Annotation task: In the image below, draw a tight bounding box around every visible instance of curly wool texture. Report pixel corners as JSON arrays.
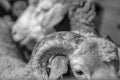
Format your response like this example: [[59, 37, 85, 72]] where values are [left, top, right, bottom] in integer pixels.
[[72, 37, 119, 70], [0, 19, 31, 79], [68, 0, 97, 34], [0, 18, 26, 61], [74, 37, 118, 62], [0, 56, 25, 79]]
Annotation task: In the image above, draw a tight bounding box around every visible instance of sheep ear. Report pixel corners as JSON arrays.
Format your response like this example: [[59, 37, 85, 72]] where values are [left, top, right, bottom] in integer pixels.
[[103, 35, 115, 43]]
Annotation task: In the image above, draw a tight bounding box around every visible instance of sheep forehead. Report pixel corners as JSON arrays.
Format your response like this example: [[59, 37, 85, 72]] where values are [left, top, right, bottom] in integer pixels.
[[75, 37, 116, 55], [89, 37, 118, 61], [71, 37, 118, 69]]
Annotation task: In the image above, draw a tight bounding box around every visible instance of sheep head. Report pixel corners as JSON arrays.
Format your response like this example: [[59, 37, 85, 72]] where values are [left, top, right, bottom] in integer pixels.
[[70, 37, 119, 80]]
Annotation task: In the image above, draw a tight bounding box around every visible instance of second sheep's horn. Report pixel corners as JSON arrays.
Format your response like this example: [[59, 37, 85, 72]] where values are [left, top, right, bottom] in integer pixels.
[[29, 31, 86, 80]]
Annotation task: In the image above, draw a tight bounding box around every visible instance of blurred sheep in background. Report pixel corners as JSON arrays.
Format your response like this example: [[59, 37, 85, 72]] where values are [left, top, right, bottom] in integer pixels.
[[12, 0, 70, 60], [12, 0, 28, 18]]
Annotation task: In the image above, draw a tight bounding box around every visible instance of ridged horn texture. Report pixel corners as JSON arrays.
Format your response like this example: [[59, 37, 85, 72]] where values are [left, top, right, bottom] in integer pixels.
[[70, 37, 119, 80], [29, 31, 85, 80]]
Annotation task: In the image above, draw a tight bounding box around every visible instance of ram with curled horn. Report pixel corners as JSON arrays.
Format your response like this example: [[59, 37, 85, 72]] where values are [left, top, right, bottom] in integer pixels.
[[28, 31, 86, 80]]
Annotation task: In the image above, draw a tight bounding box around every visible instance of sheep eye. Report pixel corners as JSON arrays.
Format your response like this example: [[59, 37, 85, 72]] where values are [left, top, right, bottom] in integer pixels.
[[75, 70, 84, 75], [46, 67, 51, 76]]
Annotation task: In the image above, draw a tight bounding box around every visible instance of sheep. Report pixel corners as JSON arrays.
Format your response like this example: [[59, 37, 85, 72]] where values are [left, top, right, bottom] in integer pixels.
[[70, 37, 119, 80]]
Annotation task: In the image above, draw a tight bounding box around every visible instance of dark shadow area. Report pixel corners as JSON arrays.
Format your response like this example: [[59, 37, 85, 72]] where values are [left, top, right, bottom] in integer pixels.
[[0, 5, 8, 17], [54, 13, 71, 32], [93, 3, 103, 36], [58, 63, 77, 80]]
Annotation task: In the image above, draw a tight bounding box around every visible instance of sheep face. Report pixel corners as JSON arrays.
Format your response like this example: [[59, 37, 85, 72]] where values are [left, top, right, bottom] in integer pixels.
[[70, 37, 119, 80]]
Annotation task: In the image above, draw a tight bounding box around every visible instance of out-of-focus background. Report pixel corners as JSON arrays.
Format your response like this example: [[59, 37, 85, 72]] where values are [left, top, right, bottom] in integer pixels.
[[0, 0, 120, 45], [93, 0, 120, 45]]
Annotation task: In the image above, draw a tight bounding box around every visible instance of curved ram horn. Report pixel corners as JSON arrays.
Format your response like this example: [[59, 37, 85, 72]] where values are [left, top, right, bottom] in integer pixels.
[[70, 37, 119, 80], [29, 31, 85, 80]]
